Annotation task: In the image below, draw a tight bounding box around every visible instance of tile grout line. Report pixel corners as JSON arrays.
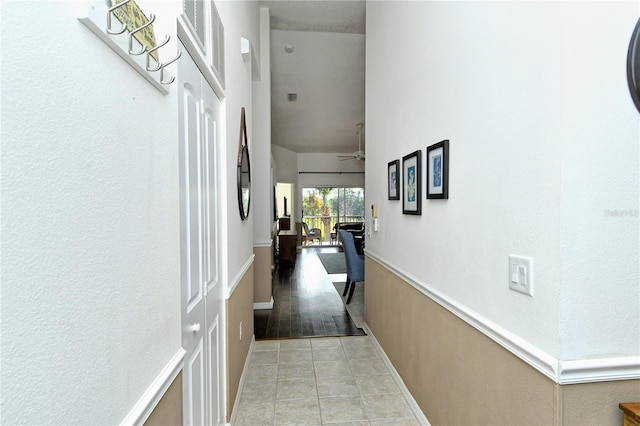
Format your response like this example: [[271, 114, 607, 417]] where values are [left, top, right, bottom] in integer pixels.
[[312, 340, 323, 425], [271, 345, 279, 426], [240, 337, 422, 426]]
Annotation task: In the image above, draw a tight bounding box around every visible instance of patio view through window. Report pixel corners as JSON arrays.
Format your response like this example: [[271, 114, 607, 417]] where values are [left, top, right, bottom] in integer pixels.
[[301, 187, 365, 245]]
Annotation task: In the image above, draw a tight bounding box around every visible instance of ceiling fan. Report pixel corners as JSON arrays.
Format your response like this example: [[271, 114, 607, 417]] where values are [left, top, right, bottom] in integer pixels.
[[337, 122, 365, 161]]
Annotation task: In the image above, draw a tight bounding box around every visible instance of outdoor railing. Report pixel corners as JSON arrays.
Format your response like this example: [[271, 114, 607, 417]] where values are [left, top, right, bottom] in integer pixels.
[[301, 215, 364, 242]]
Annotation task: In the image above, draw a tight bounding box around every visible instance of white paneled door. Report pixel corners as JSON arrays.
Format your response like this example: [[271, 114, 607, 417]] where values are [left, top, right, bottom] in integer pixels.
[[178, 42, 224, 425]]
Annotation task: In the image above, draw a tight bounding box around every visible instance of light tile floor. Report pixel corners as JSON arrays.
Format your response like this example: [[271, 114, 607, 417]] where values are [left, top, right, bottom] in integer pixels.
[[233, 336, 422, 425]]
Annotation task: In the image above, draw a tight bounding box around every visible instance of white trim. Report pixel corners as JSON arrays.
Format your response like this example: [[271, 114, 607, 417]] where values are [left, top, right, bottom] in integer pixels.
[[229, 336, 256, 426], [253, 297, 274, 310], [227, 254, 255, 299], [253, 240, 273, 248], [365, 250, 640, 385], [120, 347, 186, 426], [177, 16, 225, 100], [559, 356, 640, 384], [364, 325, 431, 426]]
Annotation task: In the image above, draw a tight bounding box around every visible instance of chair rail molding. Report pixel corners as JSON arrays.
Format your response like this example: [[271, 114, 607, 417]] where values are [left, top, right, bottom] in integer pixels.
[[119, 347, 186, 426], [365, 249, 640, 385], [559, 356, 640, 385], [253, 240, 273, 248], [227, 254, 255, 299]]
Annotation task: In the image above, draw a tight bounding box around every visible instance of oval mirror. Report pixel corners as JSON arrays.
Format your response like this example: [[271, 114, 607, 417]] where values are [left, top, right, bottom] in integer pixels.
[[237, 108, 251, 220], [628, 18, 640, 113]]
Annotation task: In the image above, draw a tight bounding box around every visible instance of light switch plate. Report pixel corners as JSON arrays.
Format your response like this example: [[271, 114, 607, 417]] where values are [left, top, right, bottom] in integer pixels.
[[509, 255, 533, 296]]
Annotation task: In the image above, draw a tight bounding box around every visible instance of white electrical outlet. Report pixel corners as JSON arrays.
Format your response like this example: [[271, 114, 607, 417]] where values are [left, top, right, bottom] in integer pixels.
[[509, 255, 533, 296]]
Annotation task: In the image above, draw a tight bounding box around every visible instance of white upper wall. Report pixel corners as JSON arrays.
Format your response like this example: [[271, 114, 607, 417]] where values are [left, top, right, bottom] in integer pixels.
[[216, 0, 262, 280], [365, 1, 639, 362], [252, 7, 274, 245], [272, 144, 299, 183], [1, 1, 182, 423], [1, 0, 267, 421], [556, 2, 639, 360]]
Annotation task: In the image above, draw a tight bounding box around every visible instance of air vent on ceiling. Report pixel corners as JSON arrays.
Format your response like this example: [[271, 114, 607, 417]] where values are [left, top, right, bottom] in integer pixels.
[[288, 92, 298, 102]]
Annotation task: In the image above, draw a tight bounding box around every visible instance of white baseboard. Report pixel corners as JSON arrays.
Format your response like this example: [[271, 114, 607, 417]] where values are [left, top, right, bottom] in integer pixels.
[[229, 336, 255, 426], [254, 297, 274, 310], [364, 324, 431, 426]]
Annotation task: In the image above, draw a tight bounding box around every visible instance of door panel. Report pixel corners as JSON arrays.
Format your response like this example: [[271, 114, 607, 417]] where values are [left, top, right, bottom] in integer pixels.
[[179, 42, 224, 425], [185, 341, 206, 425], [207, 316, 220, 423], [180, 73, 205, 349], [203, 99, 218, 287], [202, 75, 223, 425]]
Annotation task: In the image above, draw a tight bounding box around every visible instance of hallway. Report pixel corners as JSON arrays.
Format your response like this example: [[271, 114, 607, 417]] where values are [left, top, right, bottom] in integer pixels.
[[232, 336, 422, 425], [254, 246, 365, 339], [234, 246, 425, 424]]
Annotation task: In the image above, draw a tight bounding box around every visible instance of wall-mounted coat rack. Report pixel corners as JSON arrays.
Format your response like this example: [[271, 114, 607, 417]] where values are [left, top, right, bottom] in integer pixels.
[[78, 0, 181, 94]]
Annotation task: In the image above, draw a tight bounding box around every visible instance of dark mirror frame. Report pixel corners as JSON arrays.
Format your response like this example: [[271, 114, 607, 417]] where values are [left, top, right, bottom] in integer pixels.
[[628, 18, 640, 114], [237, 107, 251, 220]]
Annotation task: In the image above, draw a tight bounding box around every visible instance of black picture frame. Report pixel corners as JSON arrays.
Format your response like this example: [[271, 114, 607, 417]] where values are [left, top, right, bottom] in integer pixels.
[[426, 140, 449, 200], [402, 150, 422, 215], [388, 160, 400, 200]]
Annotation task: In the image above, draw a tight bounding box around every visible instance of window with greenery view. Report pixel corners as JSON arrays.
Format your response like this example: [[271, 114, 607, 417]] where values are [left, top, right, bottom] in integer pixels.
[[301, 187, 364, 244]]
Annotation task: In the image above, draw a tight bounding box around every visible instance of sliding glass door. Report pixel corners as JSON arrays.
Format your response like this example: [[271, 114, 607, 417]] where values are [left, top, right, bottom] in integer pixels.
[[301, 187, 364, 245]]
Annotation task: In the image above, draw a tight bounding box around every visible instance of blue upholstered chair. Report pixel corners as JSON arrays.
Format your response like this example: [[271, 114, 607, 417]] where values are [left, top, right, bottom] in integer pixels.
[[338, 230, 364, 304]]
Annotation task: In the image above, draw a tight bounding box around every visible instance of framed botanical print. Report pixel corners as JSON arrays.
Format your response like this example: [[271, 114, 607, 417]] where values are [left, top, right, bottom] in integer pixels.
[[426, 140, 449, 199], [402, 150, 421, 215], [388, 160, 400, 200]]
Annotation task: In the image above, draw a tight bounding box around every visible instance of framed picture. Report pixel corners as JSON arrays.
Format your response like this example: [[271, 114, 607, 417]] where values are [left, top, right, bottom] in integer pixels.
[[388, 160, 400, 200], [426, 140, 449, 199], [402, 150, 422, 215]]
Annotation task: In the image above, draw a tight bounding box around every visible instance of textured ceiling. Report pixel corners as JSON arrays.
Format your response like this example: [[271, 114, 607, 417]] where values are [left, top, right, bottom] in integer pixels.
[[261, 1, 366, 34], [260, 1, 367, 155]]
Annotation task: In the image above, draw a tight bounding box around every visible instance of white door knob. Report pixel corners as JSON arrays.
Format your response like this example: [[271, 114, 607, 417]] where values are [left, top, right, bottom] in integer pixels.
[[188, 323, 201, 333]]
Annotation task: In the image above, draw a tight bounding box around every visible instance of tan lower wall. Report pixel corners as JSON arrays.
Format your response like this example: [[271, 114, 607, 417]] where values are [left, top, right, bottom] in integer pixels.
[[364, 257, 639, 425], [226, 264, 254, 422], [144, 372, 183, 426], [561, 380, 640, 425], [253, 246, 273, 304]]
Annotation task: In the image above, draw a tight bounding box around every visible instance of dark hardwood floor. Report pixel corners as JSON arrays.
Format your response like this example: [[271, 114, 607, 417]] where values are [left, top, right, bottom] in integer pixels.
[[254, 246, 365, 339]]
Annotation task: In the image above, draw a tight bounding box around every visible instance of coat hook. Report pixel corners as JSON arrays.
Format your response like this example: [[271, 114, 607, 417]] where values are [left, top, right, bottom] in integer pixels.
[[146, 35, 171, 72], [128, 14, 155, 55], [106, 0, 133, 35], [160, 51, 182, 85]]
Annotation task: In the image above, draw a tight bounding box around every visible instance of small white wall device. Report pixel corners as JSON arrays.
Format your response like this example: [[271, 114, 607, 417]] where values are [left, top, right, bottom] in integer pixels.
[[371, 203, 379, 232]]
